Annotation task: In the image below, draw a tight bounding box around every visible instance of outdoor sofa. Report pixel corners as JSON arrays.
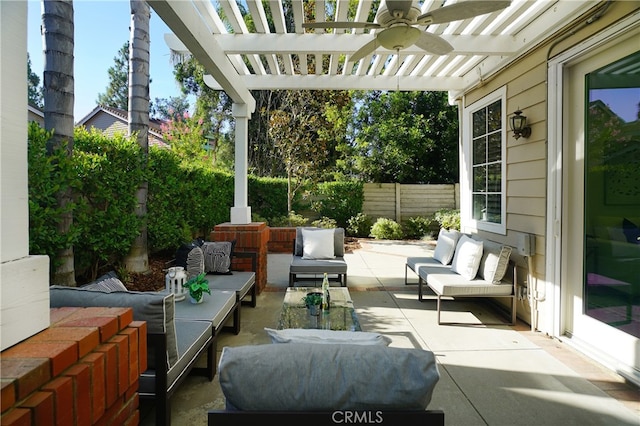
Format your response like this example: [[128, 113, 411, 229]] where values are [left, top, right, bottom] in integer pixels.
[[407, 228, 518, 325], [49, 249, 257, 426], [208, 329, 444, 425]]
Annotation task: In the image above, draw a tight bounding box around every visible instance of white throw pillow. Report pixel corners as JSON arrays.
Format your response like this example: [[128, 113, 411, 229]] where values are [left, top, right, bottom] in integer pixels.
[[301, 228, 335, 259], [480, 244, 512, 283], [451, 235, 484, 280], [433, 228, 461, 265]]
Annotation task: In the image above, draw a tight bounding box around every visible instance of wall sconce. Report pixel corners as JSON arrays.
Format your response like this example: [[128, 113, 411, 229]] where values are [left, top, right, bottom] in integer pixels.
[[510, 109, 531, 140]]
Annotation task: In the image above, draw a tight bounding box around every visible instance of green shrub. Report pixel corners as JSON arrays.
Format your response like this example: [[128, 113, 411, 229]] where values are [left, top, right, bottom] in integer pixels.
[[347, 213, 373, 237], [311, 217, 337, 228], [269, 211, 308, 227], [434, 209, 461, 231], [28, 123, 82, 273], [311, 180, 363, 229], [370, 217, 404, 240], [403, 216, 436, 239], [73, 127, 145, 278]]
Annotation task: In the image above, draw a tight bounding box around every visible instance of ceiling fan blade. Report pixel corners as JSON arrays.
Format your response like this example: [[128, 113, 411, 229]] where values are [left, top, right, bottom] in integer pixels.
[[351, 39, 378, 62], [302, 21, 380, 30], [417, 0, 511, 25], [414, 32, 454, 55]]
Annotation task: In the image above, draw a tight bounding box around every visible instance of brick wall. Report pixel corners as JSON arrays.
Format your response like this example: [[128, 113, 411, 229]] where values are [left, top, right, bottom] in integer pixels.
[[211, 222, 269, 294], [268, 227, 296, 253], [1, 307, 145, 426]]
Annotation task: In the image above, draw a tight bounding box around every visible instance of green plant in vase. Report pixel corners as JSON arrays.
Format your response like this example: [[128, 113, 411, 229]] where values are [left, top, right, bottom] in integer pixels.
[[302, 292, 323, 315], [185, 273, 210, 303]]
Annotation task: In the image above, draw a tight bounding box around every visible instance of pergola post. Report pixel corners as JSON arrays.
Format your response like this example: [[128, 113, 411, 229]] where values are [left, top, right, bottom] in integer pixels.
[[230, 102, 253, 224]]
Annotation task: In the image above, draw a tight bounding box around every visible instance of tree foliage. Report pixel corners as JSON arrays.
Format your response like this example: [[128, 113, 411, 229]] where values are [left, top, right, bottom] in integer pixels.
[[348, 91, 459, 183], [97, 42, 129, 110], [27, 53, 43, 108]]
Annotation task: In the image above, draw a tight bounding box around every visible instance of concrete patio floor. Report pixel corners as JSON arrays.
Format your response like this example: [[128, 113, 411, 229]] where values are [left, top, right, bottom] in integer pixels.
[[141, 239, 639, 425]]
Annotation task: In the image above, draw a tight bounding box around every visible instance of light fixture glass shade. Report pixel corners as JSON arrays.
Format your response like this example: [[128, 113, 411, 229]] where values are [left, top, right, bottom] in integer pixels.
[[377, 26, 421, 50], [510, 109, 531, 139]]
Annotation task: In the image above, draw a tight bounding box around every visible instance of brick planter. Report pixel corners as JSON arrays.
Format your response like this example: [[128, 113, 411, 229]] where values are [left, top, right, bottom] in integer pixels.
[[1, 307, 144, 426]]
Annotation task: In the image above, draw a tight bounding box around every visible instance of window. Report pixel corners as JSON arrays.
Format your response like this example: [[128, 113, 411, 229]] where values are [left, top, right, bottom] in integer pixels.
[[462, 87, 506, 234]]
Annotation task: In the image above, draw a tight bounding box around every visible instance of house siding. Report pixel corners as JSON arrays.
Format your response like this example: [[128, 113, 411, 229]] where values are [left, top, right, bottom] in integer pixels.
[[460, 1, 639, 325]]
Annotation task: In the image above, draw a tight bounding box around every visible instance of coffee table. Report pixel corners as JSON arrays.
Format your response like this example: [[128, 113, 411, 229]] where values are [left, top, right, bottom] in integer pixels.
[[277, 287, 361, 331]]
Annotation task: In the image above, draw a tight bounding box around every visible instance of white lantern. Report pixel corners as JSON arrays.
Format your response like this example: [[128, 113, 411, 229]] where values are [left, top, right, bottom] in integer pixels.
[[165, 266, 187, 302]]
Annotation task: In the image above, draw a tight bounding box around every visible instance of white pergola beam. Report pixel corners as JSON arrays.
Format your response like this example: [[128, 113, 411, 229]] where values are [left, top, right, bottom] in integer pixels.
[[203, 74, 467, 91], [149, 0, 255, 109]]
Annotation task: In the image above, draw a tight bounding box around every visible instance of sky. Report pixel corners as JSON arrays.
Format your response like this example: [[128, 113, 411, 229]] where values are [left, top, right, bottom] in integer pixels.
[[27, 0, 184, 120]]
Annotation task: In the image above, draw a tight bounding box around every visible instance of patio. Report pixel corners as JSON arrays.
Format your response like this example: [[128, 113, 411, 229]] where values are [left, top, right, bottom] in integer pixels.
[[140, 239, 639, 426]]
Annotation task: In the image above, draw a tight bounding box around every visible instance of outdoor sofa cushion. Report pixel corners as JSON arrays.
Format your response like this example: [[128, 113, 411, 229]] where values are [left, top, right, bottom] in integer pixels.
[[49, 285, 179, 368], [432, 228, 461, 265], [301, 228, 336, 259], [295, 227, 345, 257], [264, 328, 392, 346], [218, 343, 439, 411], [450, 235, 484, 280], [424, 267, 514, 297]]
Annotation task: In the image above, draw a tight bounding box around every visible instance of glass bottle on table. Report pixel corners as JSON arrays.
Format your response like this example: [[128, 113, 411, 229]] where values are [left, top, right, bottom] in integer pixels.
[[321, 273, 330, 310]]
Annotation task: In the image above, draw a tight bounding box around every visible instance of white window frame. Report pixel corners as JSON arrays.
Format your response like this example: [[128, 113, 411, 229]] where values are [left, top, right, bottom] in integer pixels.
[[461, 86, 507, 235]]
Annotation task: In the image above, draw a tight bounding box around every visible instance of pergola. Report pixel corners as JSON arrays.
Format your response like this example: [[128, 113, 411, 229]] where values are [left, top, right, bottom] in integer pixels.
[[148, 0, 597, 223]]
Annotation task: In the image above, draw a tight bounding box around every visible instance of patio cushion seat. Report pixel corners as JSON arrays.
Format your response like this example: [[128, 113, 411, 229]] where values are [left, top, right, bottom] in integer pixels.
[[173, 289, 237, 330], [289, 257, 348, 274], [424, 267, 514, 297], [405, 256, 449, 285], [205, 271, 255, 301], [139, 319, 212, 395]]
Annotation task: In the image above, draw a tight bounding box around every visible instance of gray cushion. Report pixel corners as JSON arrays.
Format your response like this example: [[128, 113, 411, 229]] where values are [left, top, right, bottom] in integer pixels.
[[264, 328, 392, 346], [218, 343, 439, 411], [290, 256, 347, 274], [173, 289, 236, 330], [205, 271, 255, 299], [49, 286, 178, 368], [139, 319, 212, 395], [295, 227, 345, 257]]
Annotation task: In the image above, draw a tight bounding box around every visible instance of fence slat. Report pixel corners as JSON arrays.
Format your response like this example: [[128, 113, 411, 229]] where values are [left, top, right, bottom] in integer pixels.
[[363, 183, 459, 221]]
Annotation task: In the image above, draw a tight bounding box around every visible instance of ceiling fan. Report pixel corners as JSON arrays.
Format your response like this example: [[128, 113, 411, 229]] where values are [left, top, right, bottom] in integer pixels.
[[302, 0, 511, 62]]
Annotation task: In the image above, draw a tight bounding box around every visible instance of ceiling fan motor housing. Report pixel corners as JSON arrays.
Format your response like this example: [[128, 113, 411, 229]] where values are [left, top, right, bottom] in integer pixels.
[[376, 2, 422, 26]]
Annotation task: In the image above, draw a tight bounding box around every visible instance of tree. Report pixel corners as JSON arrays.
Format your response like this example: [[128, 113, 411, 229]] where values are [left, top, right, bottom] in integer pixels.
[[349, 91, 459, 184], [27, 53, 43, 108], [123, 0, 150, 273], [96, 42, 129, 110], [268, 90, 350, 213], [42, 0, 75, 285], [151, 95, 190, 121]]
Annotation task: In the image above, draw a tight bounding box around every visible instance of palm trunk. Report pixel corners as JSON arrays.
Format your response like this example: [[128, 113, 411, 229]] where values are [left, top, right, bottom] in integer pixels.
[[124, 0, 150, 273], [42, 0, 75, 286]]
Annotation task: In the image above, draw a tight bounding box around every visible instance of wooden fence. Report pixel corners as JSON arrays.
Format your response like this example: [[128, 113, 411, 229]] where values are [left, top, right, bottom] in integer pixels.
[[362, 183, 459, 223]]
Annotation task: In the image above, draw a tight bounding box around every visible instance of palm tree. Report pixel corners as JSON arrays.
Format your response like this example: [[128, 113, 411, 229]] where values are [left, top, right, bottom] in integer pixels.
[[42, 0, 75, 285], [123, 0, 150, 273]]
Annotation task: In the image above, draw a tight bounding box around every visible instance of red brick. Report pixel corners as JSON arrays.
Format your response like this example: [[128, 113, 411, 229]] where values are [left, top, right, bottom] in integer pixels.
[[19, 391, 53, 425], [41, 376, 73, 426], [0, 407, 31, 426], [50, 307, 83, 325], [124, 410, 140, 426], [2, 341, 77, 377], [0, 358, 51, 399], [56, 316, 119, 343], [94, 343, 118, 407], [1, 380, 16, 414], [129, 321, 147, 373], [120, 327, 139, 385], [30, 326, 100, 358], [80, 352, 105, 422], [110, 335, 130, 395], [64, 364, 92, 426], [112, 393, 139, 426]]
